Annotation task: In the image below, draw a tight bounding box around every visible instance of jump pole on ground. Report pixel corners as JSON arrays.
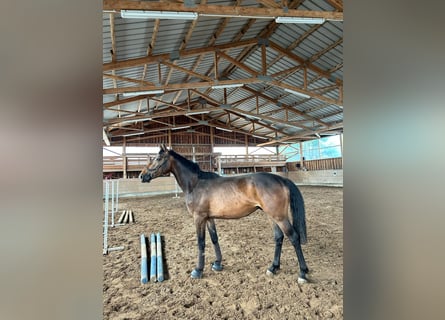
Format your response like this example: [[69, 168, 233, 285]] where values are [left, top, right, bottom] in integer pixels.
[[118, 210, 126, 224], [140, 234, 148, 284], [150, 233, 157, 282], [156, 232, 164, 282]]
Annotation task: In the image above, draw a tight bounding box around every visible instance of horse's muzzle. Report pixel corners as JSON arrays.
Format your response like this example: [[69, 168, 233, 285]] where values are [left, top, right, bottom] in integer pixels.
[[140, 173, 152, 183]]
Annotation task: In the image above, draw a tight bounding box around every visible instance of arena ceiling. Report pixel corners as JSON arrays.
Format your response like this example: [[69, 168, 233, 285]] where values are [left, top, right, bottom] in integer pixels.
[[103, 0, 343, 147]]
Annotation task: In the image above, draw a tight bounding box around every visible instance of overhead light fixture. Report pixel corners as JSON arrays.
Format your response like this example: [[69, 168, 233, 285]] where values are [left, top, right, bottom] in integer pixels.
[[216, 127, 233, 132], [103, 128, 110, 146], [284, 88, 311, 99], [171, 125, 191, 131], [252, 134, 266, 139], [200, 13, 272, 19], [242, 114, 261, 120], [119, 116, 152, 125], [120, 10, 198, 20], [275, 17, 325, 24], [186, 110, 210, 115], [122, 90, 164, 97], [122, 131, 145, 137], [211, 83, 244, 89]]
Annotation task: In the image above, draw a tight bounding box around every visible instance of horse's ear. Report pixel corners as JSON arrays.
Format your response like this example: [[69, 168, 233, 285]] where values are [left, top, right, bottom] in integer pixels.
[[160, 144, 168, 152]]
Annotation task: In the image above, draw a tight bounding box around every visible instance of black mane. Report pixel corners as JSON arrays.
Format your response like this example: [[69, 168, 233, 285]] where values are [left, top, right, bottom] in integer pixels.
[[169, 150, 219, 180]]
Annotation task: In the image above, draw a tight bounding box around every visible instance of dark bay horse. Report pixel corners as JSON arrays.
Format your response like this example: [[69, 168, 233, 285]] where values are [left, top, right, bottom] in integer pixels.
[[139, 144, 309, 284]]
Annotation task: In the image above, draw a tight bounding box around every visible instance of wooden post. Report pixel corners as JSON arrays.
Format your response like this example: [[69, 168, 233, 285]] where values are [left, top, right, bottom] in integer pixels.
[[210, 126, 214, 152], [168, 129, 172, 148], [299, 142, 304, 169], [123, 138, 127, 178], [340, 133, 343, 169]]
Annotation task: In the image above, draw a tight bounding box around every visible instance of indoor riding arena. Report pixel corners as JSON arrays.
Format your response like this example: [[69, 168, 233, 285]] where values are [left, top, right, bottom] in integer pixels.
[[103, 1, 343, 319]]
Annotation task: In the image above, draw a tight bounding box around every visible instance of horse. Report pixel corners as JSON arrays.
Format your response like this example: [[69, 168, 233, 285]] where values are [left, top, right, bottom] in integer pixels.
[[139, 144, 309, 284]]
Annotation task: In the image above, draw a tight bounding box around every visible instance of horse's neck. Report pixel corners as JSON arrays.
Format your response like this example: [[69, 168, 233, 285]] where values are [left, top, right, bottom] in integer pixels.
[[170, 160, 199, 194]]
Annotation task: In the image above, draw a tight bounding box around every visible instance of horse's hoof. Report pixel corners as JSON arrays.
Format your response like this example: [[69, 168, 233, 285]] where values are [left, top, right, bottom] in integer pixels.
[[211, 262, 223, 272], [190, 269, 203, 279], [297, 276, 308, 284], [266, 265, 279, 276]]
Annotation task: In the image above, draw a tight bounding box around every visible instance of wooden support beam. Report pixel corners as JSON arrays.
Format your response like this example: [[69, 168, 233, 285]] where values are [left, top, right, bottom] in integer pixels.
[[257, 122, 343, 146], [103, 77, 262, 94], [217, 51, 260, 76], [268, 40, 342, 85], [270, 80, 342, 106], [104, 95, 148, 108], [103, 1, 343, 20], [103, 38, 258, 71], [261, 44, 267, 76], [161, 60, 213, 81], [242, 86, 329, 127], [103, 73, 155, 86]]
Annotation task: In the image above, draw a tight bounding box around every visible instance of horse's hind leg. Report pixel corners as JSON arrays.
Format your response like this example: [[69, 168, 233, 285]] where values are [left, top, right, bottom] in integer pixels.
[[267, 223, 284, 276], [207, 219, 223, 271], [277, 219, 309, 283]]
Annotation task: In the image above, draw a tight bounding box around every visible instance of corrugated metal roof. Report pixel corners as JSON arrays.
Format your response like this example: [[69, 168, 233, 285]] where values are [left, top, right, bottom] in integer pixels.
[[103, 1, 343, 145]]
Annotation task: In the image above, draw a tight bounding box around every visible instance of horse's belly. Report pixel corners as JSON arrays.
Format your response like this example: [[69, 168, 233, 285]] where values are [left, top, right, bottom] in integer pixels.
[[193, 179, 261, 218], [208, 199, 259, 219]]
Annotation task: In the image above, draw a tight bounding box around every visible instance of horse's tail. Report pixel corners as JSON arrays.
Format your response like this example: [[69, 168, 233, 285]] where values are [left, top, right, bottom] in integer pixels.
[[287, 180, 307, 244]]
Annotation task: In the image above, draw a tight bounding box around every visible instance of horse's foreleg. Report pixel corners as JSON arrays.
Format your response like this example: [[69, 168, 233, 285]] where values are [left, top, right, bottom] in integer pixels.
[[207, 219, 223, 272], [277, 219, 309, 284], [267, 223, 284, 276], [191, 217, 206, 279]]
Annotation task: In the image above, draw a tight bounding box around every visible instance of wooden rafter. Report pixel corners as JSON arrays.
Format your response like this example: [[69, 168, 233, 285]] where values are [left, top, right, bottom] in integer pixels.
[[103, 77, 262, 95], [103, 0, 343, 146], [161, 60, 213, 81], [103, 1, 343, 20], [257, 122, 343, 146], [103, 38, 258, 71], [103, 73, 155, 86], [325, 0, 343, 11], [241, 86, 328, 127]]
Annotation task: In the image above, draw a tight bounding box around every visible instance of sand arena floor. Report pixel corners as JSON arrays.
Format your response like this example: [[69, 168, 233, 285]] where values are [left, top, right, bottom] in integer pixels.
[[103, 186, 343, 319]]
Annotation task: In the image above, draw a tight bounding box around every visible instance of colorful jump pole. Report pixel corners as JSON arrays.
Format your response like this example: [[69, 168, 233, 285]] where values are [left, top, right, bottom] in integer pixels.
[[140, 234, 148, 284], [150, 233, 157, 282], [118, 210, 126, 224], [156, 232, 164, 282]]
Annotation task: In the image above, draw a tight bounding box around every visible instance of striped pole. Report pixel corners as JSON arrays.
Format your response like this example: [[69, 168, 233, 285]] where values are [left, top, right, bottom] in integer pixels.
[[123, 210, 129, 224], [140, 234, 148, 284], [150, 233, 157, 282], [156, 232, 164, 282], [118, 210, 126, 224], [129, 210, 134, 223]]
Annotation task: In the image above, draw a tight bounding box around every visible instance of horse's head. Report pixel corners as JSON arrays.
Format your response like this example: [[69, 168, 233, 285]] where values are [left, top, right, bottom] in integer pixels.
[[139, 144, 171, 183]]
